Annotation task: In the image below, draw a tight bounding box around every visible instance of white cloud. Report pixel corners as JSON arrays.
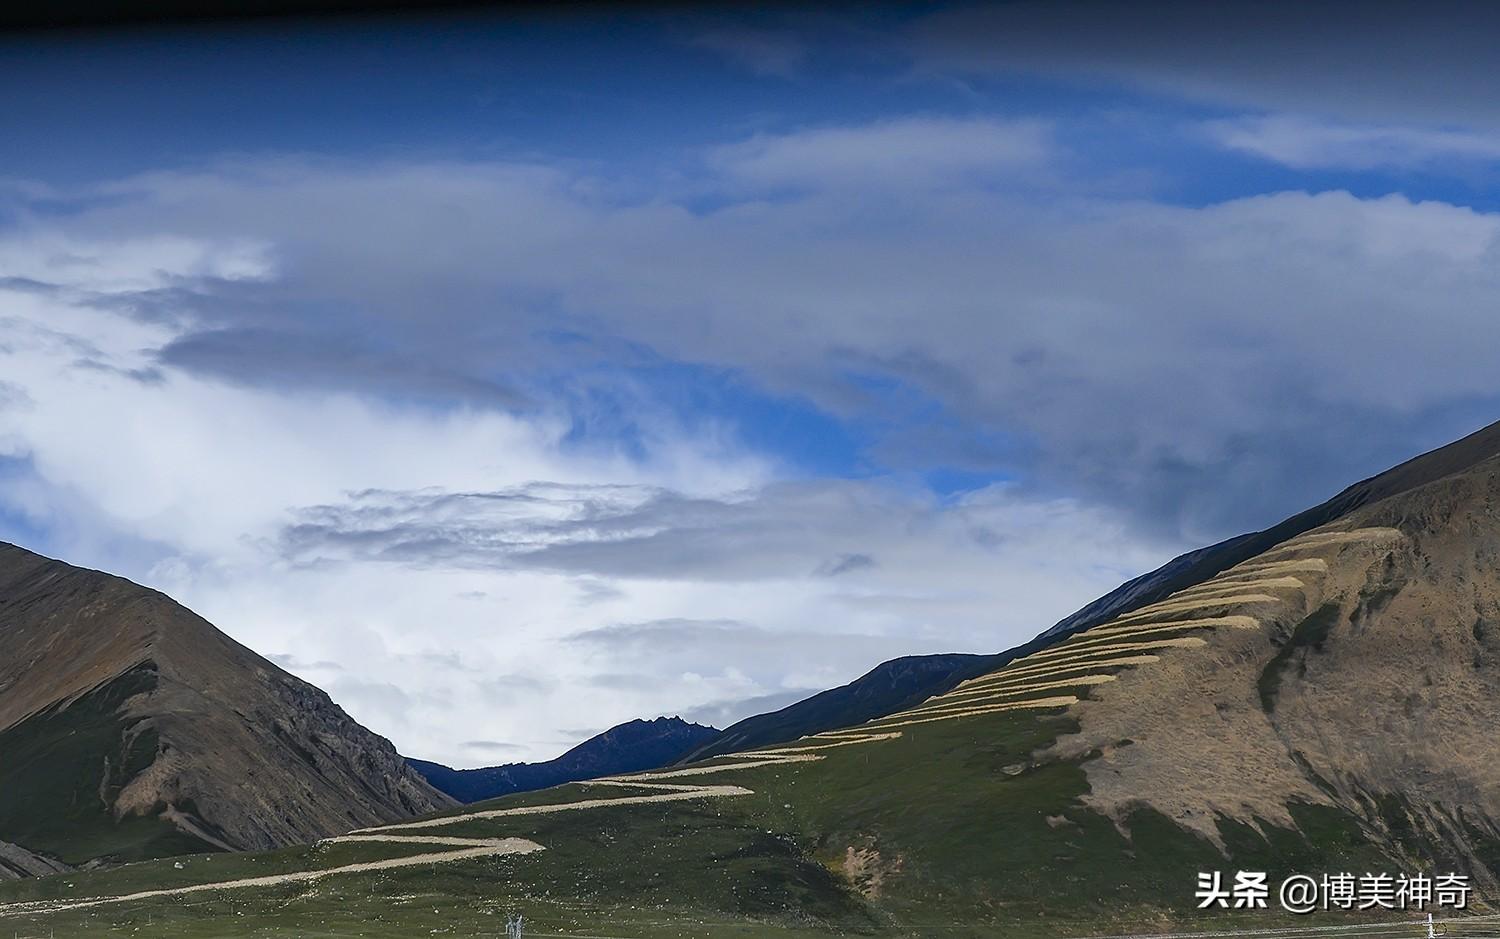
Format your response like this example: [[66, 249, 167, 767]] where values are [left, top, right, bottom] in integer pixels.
[[1206, 114, 1500, 171], [37, 151, 1498, 508], [0, 232, 272, 294], [0, 250, 1172, 765], [8, 118, 1500, 764], [161, 476, 1166, 765], [710, 117, 1053, 189]]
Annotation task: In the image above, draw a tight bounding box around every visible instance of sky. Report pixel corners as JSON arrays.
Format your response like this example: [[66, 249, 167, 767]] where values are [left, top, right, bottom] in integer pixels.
[[4, 1, 1500, 766]]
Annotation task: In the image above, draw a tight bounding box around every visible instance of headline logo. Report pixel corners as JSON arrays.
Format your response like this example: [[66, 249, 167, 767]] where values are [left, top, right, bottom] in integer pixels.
[[1195, 872, 1471, 914]]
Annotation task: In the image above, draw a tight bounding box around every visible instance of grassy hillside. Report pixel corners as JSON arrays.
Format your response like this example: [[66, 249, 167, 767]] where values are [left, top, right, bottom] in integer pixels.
[[0, 669, 1414, 937], [0, 664, 215, 866]]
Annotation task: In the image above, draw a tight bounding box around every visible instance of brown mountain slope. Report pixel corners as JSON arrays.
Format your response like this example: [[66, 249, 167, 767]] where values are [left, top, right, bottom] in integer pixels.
[[0, 542, 452, 873], [1039, 417, 1500, 644], [1002, 449, 1500, 877]]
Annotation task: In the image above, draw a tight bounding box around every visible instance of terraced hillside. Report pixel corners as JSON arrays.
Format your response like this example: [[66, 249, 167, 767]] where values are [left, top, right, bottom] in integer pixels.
[[9, 437, 1500, 936], [690, 419, 1500, 760]]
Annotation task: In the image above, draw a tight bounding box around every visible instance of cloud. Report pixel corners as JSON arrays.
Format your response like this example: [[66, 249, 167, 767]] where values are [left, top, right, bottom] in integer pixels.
[[15, 146, 1497, 542], [274, 479, 1161, 597], [8, 112, 1500, 762], [156, 327, 530, 409], [477, 674, 553, 706], [568, 618, 752, 645], [1204, 114, 1500, 171], [911, 1, 1500, 131], [680, 689, 817, 729], [266, 653, 344, 672], [709, 117, 1053, 190], [0, 382, 33, 412], [816, 552, 875, 577], [0, 257, 1171, 763], [564, 617, 917, 715], [461, 740, 528, 756], [0, 231, 271, 295]]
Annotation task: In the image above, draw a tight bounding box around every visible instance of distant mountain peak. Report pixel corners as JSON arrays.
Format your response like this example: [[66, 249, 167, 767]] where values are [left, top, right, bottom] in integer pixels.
[[412, 714, 722, 803]]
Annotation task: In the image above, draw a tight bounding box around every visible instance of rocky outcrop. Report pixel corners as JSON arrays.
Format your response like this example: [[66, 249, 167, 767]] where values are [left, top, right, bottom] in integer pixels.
[[0, 840, 69, 880]]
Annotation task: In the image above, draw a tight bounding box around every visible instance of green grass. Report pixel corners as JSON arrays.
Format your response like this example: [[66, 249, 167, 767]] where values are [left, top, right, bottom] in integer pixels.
[[0, 663, 216, 865], [0, 673, 1476, 938]]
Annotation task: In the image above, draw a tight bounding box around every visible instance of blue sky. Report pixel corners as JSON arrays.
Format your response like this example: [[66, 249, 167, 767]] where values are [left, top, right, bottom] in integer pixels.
[[5, 2, 1500, 763]]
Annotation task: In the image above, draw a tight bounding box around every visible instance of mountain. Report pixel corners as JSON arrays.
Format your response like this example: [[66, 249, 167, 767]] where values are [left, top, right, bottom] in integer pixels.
[[410, 716, 720, 803], [12, 422, 1500, 935], [0, 542, 452, 875], [1035, 417, 1500, 644], [691, 419, 1500, 758], [684, 652, 1001, 761]]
